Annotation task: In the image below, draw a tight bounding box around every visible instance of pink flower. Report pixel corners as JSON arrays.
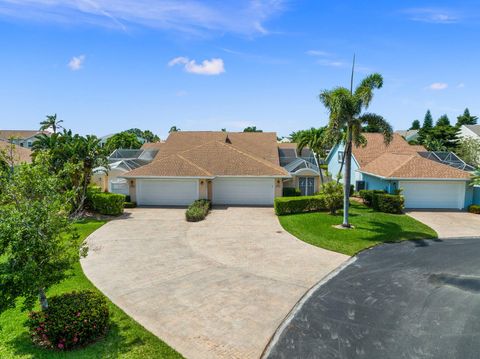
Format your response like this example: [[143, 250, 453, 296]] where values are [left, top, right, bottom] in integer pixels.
[[76, 312, 81, 317], [57, 343, 64, 349]]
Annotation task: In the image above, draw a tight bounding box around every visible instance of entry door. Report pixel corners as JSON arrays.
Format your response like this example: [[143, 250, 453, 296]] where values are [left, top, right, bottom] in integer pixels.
[[299, 177, 315, 196]]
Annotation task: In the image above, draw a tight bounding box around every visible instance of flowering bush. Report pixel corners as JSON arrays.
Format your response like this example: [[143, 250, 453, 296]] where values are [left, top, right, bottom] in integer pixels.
[[27, 290, 109, 351]]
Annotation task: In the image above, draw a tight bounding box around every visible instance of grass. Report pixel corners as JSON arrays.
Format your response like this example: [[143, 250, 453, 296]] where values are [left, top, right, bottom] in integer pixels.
[[0, 219, 183, 359], [278, 202, 438, 256]]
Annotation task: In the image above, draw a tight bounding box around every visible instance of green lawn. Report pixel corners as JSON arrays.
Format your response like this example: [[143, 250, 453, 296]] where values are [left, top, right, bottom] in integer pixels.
[[279, 202, 438, 256], [0, 219, 183, 359]]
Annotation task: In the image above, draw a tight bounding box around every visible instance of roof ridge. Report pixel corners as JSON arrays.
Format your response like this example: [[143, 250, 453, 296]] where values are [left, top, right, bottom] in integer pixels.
[[391, 153, 471, 178], [176, 153, 213, 177]]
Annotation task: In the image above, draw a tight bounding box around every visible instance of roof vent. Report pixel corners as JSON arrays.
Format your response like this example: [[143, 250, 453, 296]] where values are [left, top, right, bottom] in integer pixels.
[[225, 135, 232, 144]]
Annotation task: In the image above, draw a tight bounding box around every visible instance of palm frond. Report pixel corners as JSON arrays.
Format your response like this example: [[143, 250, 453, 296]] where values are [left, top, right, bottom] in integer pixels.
[[358, 113, 393, 144], [354, 73, 383, 109]]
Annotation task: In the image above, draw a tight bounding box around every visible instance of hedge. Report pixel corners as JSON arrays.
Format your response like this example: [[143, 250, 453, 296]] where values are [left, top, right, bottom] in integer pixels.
[[186, 199, 211, 222], [27, 290, 109, 351], [124, 201, 137, 208], [283, 187, 301, 197], [91, 193, 125, 216], [359, 189, 404, 214], [274, 195, 328, 215], [359, 189, 386, 206], [85, 185, 102, 210], [469, 205, 480, 214]]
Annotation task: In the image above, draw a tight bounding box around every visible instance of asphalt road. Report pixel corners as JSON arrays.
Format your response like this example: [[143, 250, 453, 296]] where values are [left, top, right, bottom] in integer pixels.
[[264, 238, 480, 359]]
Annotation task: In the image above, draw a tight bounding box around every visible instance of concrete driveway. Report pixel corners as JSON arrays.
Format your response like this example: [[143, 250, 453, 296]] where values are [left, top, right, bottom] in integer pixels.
[[406, 210, 480, 238], [81, 207, 347, 359], [265, 237, 480, 359]]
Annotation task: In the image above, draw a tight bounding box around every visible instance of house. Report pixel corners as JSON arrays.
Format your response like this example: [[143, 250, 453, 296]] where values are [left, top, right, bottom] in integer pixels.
[[459, 124, 480, 140], [0, 139, 32, 165], [395, 129, 419, 142], [326, 133, 478, 209], [92, 143, 162, 194], [0, 130, 48, 148], [120, 131, 303, 206]]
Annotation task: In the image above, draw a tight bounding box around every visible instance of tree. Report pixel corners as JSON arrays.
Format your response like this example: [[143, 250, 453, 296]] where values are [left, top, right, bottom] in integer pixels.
[[289, 129, 308, 142], [456, 108, 478, 127], [472, 169, 480, 186], [320, 71, 392, 228], [363, 123, 382, 133], [125, 128, 160, 143], [296, 127, 327, 184], [39, 114, 63, 134], [410, 120, 421, 130], [243, 126, 263, 132], [423, 135, 447, 151], [457, 137, 480, 167], [422, 110, 433, 130], [0, 154, 77, 313], [169, 126, 180, 133], [436, 114, 451, 127], [104, 132, 142, 154]]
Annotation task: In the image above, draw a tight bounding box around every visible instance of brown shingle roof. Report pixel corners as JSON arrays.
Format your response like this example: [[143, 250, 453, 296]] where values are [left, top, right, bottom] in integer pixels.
[[124, 131, 288, 178], [0, 140, 32, 165], [141, 142, 165, 150], [0, 130, 47, 140]]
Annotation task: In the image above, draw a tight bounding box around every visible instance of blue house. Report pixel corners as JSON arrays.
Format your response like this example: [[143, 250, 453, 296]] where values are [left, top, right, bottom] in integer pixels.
[[326, 133, 478, 210]]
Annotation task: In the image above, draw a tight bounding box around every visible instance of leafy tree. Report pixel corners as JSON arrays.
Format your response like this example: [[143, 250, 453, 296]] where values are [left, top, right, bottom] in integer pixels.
[[422, 110, 433, 130], [169, 126, 180, 133], [456, 108, 478, 127], [104, 132, 142, 154], [472, 169, 480, 186], [320, 72, 392, 227], [243, 126, 263, 132], [221, 128, 227, 132], [410, 120, 421, 130], [456, 137, 480, 167], [436, 114, 451, 127], [39, 114, 63, 134], [0, 154, 77, 313], [125, 128, 160, 143], [297, 128, 327, 184], [423, 135, 447, 151]]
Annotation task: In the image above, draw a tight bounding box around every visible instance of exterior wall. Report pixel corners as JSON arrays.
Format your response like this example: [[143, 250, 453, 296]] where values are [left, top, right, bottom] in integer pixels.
[[283, 178, 295, 188], [198, 179, 209, 200], [9, 136, 38, 148], [275, 178, 283, 197], [326, 143, 358, 185], [362, 173, 398, 193], [283, 174, 321, 194], [459, 125, 480, 140], [128, 179, 137, 202], [473, 186, 480, 205]]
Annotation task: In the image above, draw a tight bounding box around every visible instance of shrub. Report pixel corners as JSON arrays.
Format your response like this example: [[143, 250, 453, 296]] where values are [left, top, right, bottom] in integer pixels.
[[350, 184, 355, 197], [85, 185, 102, 210], [91, 193, 125, 216], [283, 187, 301, 197], [376, 193, 404, 214], [124, 201, 136, 208], [321, 182, 343, 214], [274, 195, 328, 215], [359, 189, 386, 206], [469, 205, 480, 214], [27, 290, 109, 351], [186, 199, 211, 222]]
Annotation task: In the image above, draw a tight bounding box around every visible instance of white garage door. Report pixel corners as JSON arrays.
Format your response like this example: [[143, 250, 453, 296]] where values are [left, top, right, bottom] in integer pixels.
[[213, 178, 275, 205], [399, 181, 465, 209], [136, 179, 198, 206]]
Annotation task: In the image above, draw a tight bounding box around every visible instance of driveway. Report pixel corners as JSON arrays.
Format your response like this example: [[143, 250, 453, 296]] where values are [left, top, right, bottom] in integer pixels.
[[264, 237, 480, 359], [406, 210, 480, 238], [81, 207, 347, 359]]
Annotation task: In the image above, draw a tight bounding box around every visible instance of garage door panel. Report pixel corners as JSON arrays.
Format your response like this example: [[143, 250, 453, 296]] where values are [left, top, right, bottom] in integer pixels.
[[213, 178, 274, 205], [400, 181, 465, 209], [137, 179, 198, 206]]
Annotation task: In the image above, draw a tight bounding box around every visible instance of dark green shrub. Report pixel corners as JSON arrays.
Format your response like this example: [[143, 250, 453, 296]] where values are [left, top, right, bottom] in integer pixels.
[[359, 189, 386, 206], [85, 185, 102, 210], [274, 195, 328, 215], [350, 184, 355, 197], [283, 187, 301, 197], [125, 195, 131, 202], [469, 205, 480, 214], [124, 201, 136, 208], [376, 194, 404, 214], [186, 199, 211, 222], [91, 193, 125, 216], [27, 290, 109, 351], [322, 182, 343, 214]]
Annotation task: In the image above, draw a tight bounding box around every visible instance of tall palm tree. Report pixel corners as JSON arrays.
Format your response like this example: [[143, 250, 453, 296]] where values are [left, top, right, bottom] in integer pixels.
[[320, 71, 393, 228], [296, 127, 327, 185], [39, 114, 63, 134]]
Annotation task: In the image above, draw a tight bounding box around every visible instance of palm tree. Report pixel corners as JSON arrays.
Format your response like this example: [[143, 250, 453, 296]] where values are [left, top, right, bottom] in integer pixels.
[[320, 70, 392, 228], [296, 127, 327, 185], [39, 114, 63, 134]]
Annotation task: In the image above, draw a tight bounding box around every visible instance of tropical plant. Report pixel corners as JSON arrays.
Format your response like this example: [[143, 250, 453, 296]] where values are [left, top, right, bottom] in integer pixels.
[[243, 126, 263, 132], [456, 108, 478, 127], [169, 126, 180, 133], [296, 127, 327, 184], [39, 114, 63, 134], [0, 154, 78, 313], [319, 68, 392, 227], [456, 138, 480, 167]]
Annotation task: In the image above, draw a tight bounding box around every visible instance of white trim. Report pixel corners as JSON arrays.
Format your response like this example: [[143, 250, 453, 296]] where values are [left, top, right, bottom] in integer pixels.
[[122, 175, 214, 179], [291, 168, 319, 176], [212, 175, 290, 178]]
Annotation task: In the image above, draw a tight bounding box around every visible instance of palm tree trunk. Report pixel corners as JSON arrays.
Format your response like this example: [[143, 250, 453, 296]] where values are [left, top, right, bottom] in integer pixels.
[[39, 287, 48, 311], [336, 142, 349, 185], [342, 127, 353, 228], [316, 154, 325, 185]]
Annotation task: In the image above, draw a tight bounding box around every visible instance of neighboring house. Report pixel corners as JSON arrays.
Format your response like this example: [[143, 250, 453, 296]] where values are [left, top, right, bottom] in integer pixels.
[[121, 131, 291, 206], [92, 145, 161, 195], [327, 133, 478, 209], [0, 139, 32, 165], [459, 124, 480, 140], [0, 130, 48, 148], [278, 143, 322, 195], [395, 129, 419, 142]]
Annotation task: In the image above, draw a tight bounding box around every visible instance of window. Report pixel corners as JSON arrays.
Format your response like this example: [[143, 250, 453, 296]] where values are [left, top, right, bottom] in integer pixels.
[[337, 151, 344, 163], [27, 141, 32, 148]]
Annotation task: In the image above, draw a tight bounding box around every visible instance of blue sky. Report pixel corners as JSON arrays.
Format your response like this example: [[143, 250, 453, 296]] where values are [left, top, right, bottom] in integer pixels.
[[0, 0, 478, 139]]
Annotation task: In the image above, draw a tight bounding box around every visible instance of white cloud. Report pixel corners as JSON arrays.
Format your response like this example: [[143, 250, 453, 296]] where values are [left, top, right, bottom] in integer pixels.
[[404, 8, 459, 24], [305, 50, 330, 56], [168, 57, 225, 75], [68, 55, 85, 71], [0, 0, 285, 36], [427, 82, 448, 90]]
